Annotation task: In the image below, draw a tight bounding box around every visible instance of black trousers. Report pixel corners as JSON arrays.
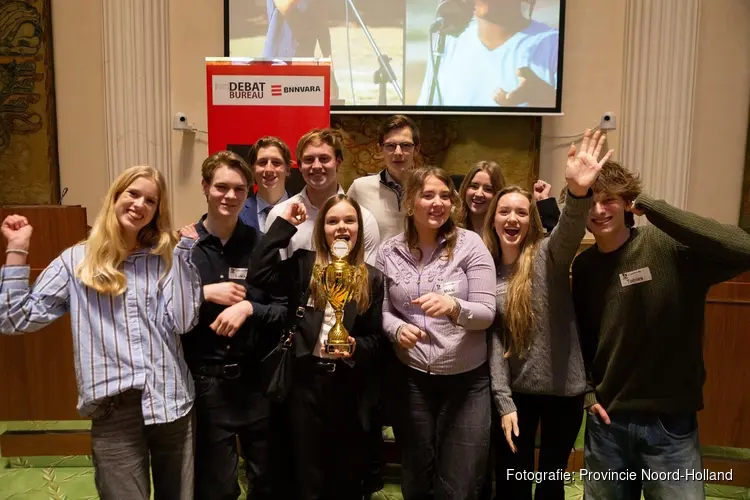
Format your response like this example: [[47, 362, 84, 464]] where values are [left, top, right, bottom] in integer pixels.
[[272, 356, 369, 500], [493, 392, 584, 500], [192, 368, 272, 500], [364, 402, 386, 494], [398, 363, 491, 500]]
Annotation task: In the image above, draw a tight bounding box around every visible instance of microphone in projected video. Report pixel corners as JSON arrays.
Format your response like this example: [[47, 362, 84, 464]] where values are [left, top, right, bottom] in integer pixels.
[[429, 0, 474, 36]]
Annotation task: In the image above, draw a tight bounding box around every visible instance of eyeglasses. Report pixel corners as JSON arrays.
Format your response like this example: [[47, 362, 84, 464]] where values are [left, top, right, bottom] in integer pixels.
[[382, 142, 415, 154]]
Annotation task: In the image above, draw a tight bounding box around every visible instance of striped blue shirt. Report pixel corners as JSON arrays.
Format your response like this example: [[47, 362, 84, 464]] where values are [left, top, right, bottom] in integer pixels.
[[0, 238, 203, 425]]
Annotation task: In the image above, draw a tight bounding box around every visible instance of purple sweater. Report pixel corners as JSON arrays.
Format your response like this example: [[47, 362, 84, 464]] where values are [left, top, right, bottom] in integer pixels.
[[376, 228, 497, 375]]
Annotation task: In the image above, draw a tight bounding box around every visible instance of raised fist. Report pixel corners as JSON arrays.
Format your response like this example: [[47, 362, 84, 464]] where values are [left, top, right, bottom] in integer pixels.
[[1, 215, 33, 250]]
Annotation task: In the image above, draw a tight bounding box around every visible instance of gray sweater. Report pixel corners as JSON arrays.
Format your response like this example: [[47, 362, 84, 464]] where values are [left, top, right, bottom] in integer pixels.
[[489, 193, 591, 415]]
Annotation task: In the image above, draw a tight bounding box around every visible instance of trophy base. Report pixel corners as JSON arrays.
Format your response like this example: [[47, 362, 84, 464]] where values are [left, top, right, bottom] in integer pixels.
[[324, 342, 352, 354]]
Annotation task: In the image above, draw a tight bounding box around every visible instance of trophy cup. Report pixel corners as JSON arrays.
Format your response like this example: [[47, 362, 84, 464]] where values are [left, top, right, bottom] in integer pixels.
[[320, 239, 360, 354]]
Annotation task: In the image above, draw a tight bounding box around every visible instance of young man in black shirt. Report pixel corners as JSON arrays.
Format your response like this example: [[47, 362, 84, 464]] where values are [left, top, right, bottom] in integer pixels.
[[182, 151, 286, 500]]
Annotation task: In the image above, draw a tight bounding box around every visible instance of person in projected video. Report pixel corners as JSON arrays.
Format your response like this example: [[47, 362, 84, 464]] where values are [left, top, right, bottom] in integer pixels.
[[417, 0, 558, 108], [262, 0, 319, 58], [262, 0, 340, 97]]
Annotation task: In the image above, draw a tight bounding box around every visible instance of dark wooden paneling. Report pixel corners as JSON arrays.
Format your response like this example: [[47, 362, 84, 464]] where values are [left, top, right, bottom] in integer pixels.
[[706, 271, 750, 302], [0, 431, 91, 457], [703, 457, 750, 487], [0, 206, 87, 420], [700, 273, 750, 449]]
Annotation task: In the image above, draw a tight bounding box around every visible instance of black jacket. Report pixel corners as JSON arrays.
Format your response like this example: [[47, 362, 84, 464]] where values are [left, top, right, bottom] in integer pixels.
[[248, 217, 386, 429]]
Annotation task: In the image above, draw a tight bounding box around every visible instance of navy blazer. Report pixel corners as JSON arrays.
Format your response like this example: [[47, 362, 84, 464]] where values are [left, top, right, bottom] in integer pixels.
[[238, 194, 261, 232], [239, 188, 300, 233], [239, 191, 283, 233]]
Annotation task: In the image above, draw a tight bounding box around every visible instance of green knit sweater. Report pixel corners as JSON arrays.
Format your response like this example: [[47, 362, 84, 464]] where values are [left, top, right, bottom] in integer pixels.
[[572, 195, 750, 414]]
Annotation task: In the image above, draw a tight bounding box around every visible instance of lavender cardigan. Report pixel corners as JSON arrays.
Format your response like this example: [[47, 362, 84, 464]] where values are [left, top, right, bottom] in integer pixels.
[[376, 228, 497, 375]]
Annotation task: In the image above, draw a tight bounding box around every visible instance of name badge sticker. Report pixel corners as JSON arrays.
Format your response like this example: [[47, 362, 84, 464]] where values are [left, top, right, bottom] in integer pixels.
[[619, 267, 652, 287], [228, 267, 248, 280], [439, 281, 459, 296], [496, 282, 508, 295]]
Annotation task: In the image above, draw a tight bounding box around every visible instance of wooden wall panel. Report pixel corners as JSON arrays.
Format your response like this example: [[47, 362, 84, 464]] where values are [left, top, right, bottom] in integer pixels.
[[0, 206, 87, 420], [700, 273, 750, 449], [0, 431, 91, 457]]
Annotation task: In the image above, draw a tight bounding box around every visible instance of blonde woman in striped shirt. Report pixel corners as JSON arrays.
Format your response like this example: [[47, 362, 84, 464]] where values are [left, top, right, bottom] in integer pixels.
[[0, 165, 202, 500]]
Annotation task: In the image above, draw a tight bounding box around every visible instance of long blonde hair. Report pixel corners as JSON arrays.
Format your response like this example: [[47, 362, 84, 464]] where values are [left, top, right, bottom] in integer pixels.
[[456, 161, 506, 231], [482, 186, 544, 356], [403, 166, 460, 261], [309, 194, 371, 314], [76, 166, 175, 295]]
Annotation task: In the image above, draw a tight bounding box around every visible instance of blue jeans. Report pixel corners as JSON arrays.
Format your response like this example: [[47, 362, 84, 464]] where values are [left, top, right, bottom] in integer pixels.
[[584, 411, 704, 500]]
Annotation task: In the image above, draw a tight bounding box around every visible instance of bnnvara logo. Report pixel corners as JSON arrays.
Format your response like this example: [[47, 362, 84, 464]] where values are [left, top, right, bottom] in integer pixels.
[[212, 75, 325, 107], [282, 85, 322, 93]]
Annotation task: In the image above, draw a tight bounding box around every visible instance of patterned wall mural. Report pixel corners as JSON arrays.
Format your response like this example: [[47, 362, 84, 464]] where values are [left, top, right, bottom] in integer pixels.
[[0, 0, 58, 205], [331, 114, 541, 190]]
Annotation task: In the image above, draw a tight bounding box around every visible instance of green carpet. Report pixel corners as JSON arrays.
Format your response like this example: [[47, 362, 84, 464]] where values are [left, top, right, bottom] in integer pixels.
[[2, 462, 749, 499], [1, 421, 749, 499]]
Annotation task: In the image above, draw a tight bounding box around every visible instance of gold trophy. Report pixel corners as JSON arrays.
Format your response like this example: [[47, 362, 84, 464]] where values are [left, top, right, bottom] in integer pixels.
[[320, 239, 361, 354]]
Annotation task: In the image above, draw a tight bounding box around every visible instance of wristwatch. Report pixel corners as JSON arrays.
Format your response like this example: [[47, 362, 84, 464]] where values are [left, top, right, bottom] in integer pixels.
[[448, 297, 462, 323]]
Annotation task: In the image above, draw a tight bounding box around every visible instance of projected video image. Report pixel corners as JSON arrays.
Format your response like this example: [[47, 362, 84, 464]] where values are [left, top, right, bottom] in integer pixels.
[[226, 0, 563, 111], [227, 0, 405, 107]]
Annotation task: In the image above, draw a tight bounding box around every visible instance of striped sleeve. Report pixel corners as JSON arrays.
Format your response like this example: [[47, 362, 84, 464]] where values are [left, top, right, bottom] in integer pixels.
[[160, 237, 202, 334], [0, 258, 71, 334]]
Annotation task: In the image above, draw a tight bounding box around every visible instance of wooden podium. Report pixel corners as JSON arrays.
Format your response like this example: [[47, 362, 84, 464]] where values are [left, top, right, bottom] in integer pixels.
[[0, 206, 89, 455]]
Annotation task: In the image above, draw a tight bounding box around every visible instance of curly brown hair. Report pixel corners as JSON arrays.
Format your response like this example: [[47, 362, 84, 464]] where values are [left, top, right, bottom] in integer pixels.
[[591, 160, 642, 203]]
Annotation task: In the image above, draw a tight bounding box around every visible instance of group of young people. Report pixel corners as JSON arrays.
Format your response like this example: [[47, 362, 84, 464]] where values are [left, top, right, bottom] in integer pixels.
[[1, 114, 749, 500]]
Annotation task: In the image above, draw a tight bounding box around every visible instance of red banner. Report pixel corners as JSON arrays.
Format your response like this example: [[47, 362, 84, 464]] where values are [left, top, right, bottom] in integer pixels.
[[206, 58, 331, 192]]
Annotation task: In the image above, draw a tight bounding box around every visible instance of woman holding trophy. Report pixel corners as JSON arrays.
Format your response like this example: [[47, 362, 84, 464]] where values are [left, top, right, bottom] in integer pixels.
[[376, 166, 497, 500], [248, 194, 385, 500]]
